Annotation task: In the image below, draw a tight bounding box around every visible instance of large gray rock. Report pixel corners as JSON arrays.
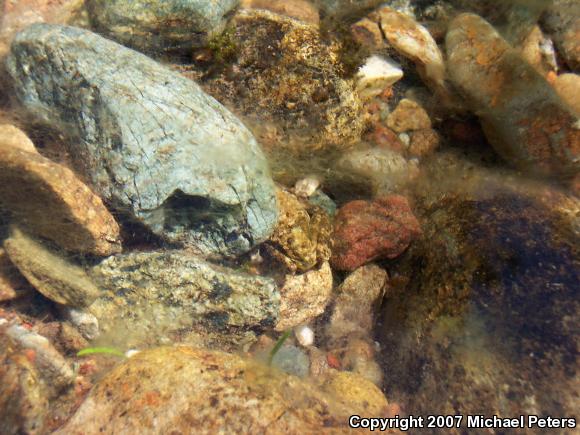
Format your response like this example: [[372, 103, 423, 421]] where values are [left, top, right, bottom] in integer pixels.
[[89, 250, 280, 350], [6, 24, 278, 257], [86, 0, 240, 53]]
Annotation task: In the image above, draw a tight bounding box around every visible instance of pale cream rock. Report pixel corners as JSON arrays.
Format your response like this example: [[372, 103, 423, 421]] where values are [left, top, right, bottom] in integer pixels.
[[356, 55, 404, 100]]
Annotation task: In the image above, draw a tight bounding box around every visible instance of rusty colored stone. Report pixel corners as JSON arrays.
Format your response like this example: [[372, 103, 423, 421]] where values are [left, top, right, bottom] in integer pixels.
[[408, 128, 441, 158], [330, 196, 421, 271], [0, 143, 121, 256], [386, 99, 432, 133]]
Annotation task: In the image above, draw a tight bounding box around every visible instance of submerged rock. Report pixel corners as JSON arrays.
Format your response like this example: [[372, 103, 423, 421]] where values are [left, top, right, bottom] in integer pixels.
[[3, 227, 101, 308], [6, 24, 278, 257], [55, 346, 389, 434], [543, 0, 580, 72], [553, 73, 580, 115], [241, 0, 319, 25], [386, 98, 432, 133], [331, 196, 421, 271], [0, 248, 28, 302], [86, 0, 239, 53], [0, 133, 121, 256], [89, 250, 279, 350], [446, 13, 580, 178], [187, 9, 365, 150], [0, 124, 36, 152], [379, 191, 580, 420]]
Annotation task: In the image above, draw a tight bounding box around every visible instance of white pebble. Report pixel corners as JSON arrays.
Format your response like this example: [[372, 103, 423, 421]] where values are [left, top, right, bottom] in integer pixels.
[[356, 55, 404, 100], [125, 349, 141, 358], [294, 176, 321, 198], [398, 132, 410, 147], [294, 325, 315, 347]]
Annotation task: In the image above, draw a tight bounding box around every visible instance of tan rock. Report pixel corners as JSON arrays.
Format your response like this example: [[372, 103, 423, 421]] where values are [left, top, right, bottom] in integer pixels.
[[319, 371, 389, 416], [553, 73, 580, 115], [351, 17, 383, 49], [241, 0, 319, 25], [0, 143, 121, 256], [269, 188, 332, 273], [0, 248, 28, 302], [519, 26, 558, 77], [276, 261, 333, 331], [408, 128, 441, 158], [0, 124, 36, 152], [387, 99, 432, 133], [55, 346, 393, 434], [3, 227, 100, 307]]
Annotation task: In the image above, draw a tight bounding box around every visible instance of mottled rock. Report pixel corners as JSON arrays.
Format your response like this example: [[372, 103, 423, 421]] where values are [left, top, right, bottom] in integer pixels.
[[0, 124, 36, 152], [0, 248, 28, 301], [0, 136, 121, 256], [386, 98, 432, 133], [7, 24, 278, 257], [270, 344, 310, 377], [56, 346, 391, 434], [518, 25, 558, 77], [351, 17, 383, 49], [319, 371, 389, 416], [66, 308, 99, 341], [543, 0, 580, 71], [186, 9, 365, 150], [337, 147, 416, 194], [368, 124, 406, 154], [3, 227, 101, 307], [89, 250, 279, 349], [294, 175, 321, 198], [308, 190, 337, 216], [86, 0, 239, 53], [375, 6, 448, 97], [356, 55, 403, 100], [241, 0, 319, 25], [553, 73, 580, 115], [446, 13, 580, 178], [268, 188, 332, 273], [276, 261, 333, 331], [408, 128, 441, 158], [331, 196, 421, 271]]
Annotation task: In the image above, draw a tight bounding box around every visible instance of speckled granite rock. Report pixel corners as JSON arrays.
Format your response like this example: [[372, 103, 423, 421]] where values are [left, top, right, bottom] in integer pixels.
[[89, 250, 279, 349], [56, 346, 389, 434], [86, 0, 239, 53], [6, 24, 278, 257], [446, 13, 580, 178], [0, 137, 121, 256], [3, 227, 101, 308]]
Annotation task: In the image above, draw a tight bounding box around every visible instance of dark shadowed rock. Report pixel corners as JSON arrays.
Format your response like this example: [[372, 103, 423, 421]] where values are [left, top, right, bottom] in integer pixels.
[[543, 0, 580, 72], [89, 250, 279, 350], [6, 24, 278, 257], [86, 0, 239, 53]]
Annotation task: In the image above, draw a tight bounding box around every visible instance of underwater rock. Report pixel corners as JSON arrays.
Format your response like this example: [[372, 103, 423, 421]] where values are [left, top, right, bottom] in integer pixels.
[[0, 124, 36, 152], [55, 347, 388, 434], [293, 175, 321, 198], [3, 227, 101, 308], [267, 188, 332, 273], [367, 124, 406, 154], [319, 371, 389, 416], [7, 24, 278, 257], [0, 248, 28, 302], [378, 192, 580, 420], [446, 13, 580, 178], [331, 196, 421, 271], [0, 135, 121, 256], [518, 25, 558, 77], [553, 73, 580, 115], [408, 128, 441, 158], [337, 146, 416, 194], [85, 0, 239, 53], [355, 55, 403, 101], [0, 331, 49, 435], [186, 9, 365, 150], [308, 190, 338, 217], [543, 0, 580, 72], [276, 261, 333, 331], [270, 343, 310, 378], [241, 0, 319, 25], [89, 250, 279, 350], [386, 98, 432, 133]]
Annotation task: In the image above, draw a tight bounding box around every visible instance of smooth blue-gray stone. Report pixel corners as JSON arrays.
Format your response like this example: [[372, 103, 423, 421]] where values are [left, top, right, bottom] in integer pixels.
[[86, 0, 240, 52], [6, 24, 278, 257]]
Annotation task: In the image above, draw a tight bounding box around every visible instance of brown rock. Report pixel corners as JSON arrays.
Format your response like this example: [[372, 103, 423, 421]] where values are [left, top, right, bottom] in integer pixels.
[[241, 0, 319, 25], [553, 73, 580, 115], [276, 261, 333, 331], [543, 0, 580, 72], [331, 196, 422, 271], [446, 13, 580, 178], [0, 248, 28, 302], [56, 346, 394, 434], [0, 141, 121, 256], [3, 227, 100, 307], [367, 124, 405, 153], [351, 17, 383, 49], [0, 124, 36, 152], [268, 188, 332, 273], [387, 98, 432, 133], [408, 128, 441, 158], [519, 26, 558, 77]]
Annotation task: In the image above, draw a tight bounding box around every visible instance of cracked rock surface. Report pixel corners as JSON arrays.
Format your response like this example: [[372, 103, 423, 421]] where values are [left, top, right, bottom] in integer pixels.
[[6, 24, 278, 257]]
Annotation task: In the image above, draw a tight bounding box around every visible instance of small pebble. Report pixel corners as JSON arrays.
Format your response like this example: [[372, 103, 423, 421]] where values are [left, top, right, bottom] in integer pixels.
[[294, 176, 321, 198], [294, 324, 314, 347]]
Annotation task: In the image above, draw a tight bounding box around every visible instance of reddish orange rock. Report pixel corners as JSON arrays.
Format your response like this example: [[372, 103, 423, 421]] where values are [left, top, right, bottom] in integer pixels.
[[330, 196, 421, 271], [368, 124, 405, 154]]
